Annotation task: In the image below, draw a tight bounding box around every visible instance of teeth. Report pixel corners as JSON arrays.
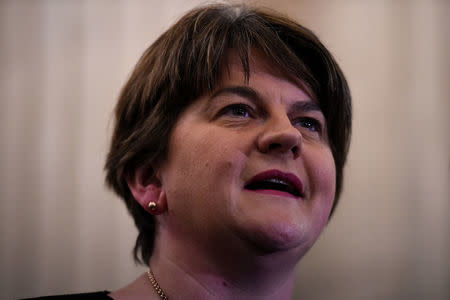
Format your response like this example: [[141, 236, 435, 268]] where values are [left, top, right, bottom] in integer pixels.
[[265, 178, 288, 185]]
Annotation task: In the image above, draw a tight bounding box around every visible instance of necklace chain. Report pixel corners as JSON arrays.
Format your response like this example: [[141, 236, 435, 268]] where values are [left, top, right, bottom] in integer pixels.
[[147, 268, 169, 300]]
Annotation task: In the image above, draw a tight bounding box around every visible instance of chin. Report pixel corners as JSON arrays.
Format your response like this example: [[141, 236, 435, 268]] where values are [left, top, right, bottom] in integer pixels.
[[239, 216, 320, 255]]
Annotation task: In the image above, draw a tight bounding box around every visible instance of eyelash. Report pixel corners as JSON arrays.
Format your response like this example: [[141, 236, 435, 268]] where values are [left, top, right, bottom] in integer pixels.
[[218, 103, 254, 118], [295, 117, 322, 133], [217, 104, 323, 133]]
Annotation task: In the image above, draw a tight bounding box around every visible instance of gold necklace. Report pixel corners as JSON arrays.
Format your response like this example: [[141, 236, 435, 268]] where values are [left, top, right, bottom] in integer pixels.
[[147, 268, 169, 300]]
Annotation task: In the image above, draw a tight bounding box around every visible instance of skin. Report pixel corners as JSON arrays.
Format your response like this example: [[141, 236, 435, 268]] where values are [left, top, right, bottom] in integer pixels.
[[113, 53, 336, 300]]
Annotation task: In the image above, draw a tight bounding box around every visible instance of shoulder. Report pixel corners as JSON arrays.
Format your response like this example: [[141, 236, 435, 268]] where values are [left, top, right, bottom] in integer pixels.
[[21, 291, 112, 299]]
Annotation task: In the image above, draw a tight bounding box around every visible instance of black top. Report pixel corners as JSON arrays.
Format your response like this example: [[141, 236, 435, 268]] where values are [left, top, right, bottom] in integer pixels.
[[21, 291, 112, 299]]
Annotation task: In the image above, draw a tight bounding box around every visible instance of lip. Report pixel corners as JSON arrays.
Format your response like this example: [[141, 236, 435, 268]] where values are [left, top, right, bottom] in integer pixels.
[[244, 169, 304, 198]]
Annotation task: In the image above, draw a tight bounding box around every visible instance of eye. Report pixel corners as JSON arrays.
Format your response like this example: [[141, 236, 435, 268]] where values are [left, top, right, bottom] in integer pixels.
[[218, 103, 254, 118], [295, 117, 322, 133]]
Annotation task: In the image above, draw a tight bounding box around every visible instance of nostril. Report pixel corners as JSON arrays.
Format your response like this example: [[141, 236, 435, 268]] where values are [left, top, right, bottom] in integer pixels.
[[266, 143, 299, 158], [268, 143, 282, 151], [291, 145, 300, 158]]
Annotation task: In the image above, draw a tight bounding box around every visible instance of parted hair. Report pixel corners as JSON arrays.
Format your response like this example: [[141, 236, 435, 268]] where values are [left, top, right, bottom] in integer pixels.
[[105, 3, 352, 265]]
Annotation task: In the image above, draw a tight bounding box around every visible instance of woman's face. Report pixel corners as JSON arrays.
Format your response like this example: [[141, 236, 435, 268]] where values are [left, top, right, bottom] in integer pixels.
[[158, 54, 336, 256]]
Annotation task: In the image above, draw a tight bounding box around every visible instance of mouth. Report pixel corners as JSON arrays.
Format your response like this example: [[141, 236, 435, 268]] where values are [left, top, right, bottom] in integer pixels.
[[244, 169, 304, 198]]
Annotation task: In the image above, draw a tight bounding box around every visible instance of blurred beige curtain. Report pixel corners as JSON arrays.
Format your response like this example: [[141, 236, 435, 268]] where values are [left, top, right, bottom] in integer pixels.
[[1, 1, 448, 299]]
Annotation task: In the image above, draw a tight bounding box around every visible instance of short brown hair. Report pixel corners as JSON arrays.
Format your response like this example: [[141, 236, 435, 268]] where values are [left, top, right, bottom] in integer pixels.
[[105, 3, 351, 265]]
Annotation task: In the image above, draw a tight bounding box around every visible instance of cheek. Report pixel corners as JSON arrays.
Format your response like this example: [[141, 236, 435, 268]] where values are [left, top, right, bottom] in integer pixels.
[[163, 126, 248, 202], [307, 147, 336, 220]]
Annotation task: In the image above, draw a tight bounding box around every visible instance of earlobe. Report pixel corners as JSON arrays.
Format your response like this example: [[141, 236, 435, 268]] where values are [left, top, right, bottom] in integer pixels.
[[126, 166, 167, 215]]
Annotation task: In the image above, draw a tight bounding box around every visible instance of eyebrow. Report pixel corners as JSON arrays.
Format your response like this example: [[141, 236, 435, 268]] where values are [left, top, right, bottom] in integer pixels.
[[289, 100, 322, 114], [210, 86, 261, 103], [209, 85, 322, 113]]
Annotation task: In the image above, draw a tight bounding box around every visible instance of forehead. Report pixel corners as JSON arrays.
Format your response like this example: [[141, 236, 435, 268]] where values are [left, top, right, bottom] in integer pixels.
[[219, 51, 316, 102]]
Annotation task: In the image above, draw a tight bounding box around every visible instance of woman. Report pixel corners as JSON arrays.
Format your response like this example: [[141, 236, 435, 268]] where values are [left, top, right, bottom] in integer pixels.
[[31, 3, 351, 299]]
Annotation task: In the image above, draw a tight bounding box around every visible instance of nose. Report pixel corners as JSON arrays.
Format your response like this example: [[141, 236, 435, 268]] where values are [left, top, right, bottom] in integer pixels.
[[257, 114, 301, 159]]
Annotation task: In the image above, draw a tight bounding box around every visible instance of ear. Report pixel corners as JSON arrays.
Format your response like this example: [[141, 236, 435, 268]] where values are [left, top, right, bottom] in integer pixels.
[[126, 166, 167, 215]]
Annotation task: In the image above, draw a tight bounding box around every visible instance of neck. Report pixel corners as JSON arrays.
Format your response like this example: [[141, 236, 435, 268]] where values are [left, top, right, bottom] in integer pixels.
[[148, 228, 302, 300]]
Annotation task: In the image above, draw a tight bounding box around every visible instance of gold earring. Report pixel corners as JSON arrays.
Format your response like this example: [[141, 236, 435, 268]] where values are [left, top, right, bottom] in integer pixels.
[[148, 201, 157, 211]]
